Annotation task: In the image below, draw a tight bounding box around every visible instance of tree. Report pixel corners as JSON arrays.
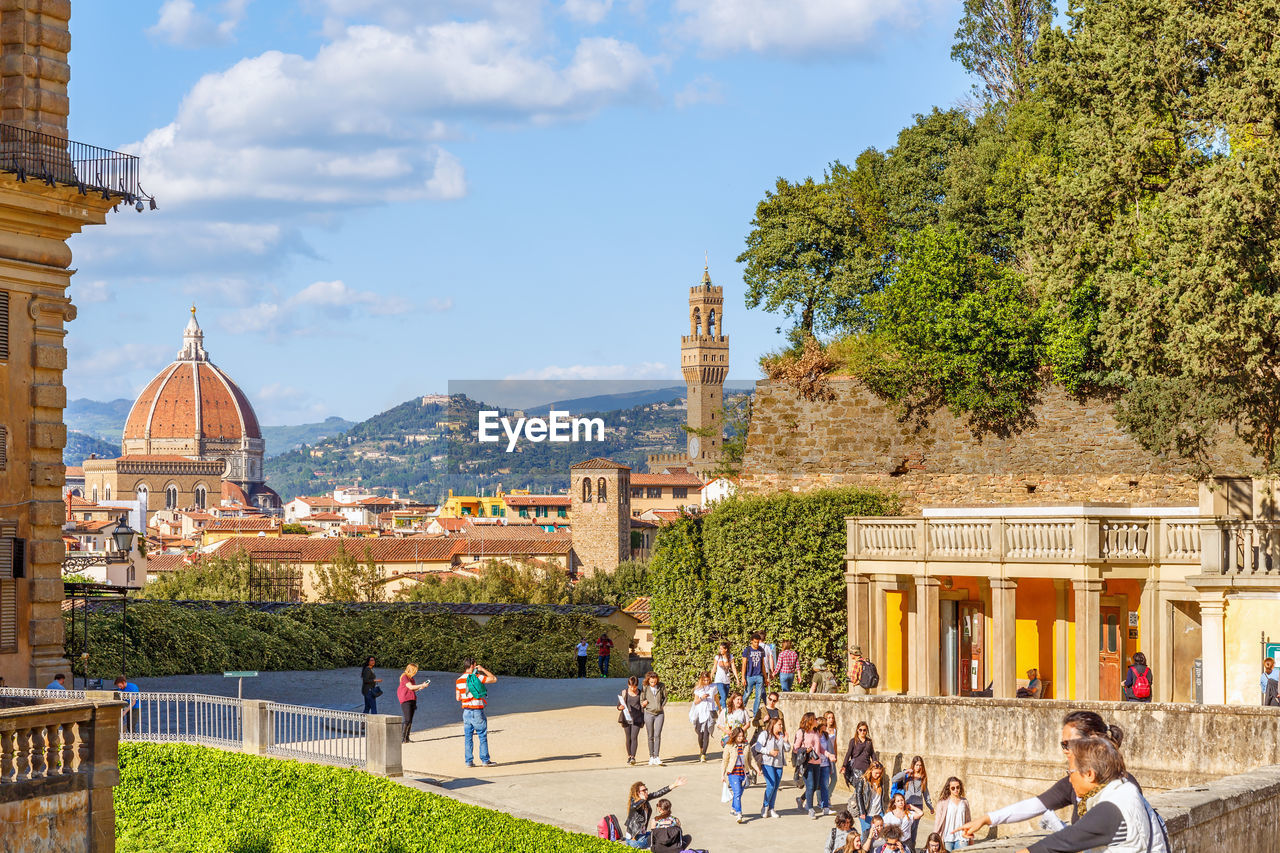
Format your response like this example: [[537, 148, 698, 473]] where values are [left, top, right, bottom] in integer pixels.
[[314, 546, 386, 603], [853, 226, 1044, 435], [570, 561, 650, 607], [281, 523, 308, 535], [952, 0, 1054, 105]]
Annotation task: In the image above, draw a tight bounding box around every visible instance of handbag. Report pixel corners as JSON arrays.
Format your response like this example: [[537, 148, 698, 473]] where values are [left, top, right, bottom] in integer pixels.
[[373, 686, 383, 698]]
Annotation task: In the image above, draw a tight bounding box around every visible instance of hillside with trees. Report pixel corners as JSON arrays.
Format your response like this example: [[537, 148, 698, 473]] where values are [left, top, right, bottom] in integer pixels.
[[742, 0, 1280, 476]]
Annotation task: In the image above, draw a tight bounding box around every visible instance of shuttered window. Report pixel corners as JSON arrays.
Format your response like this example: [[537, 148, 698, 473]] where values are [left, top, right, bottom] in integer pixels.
[[0, 425, 6, 470], [0, 290, 8, 361], [0, 578, 16, 654]]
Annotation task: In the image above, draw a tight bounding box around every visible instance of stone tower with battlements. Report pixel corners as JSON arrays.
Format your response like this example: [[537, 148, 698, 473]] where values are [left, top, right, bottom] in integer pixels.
[[680, 266, 728, 475]]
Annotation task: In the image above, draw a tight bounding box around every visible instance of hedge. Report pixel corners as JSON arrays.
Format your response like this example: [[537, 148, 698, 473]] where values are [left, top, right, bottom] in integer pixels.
[[649, 487, 900, 697], [116, 743, 618, 853], [66, 603, 631, 679]]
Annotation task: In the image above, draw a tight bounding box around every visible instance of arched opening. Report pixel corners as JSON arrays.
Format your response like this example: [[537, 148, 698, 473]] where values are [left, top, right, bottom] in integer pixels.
[[691, 307, 702, 336], [104, 486, 112, 501], [165, 485, 178, 510], [582, 477, 593, 503], [195, 484, 207, 510], [708, 308, 717, 336], [91, 487, 98, 503], [597, 477, 608, 503], [136, 485, 149, 508]]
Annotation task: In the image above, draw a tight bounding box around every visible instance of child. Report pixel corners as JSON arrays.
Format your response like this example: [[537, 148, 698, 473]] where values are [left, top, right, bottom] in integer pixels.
[[649, 799, 691, 853], [826, 810, 857, 853]]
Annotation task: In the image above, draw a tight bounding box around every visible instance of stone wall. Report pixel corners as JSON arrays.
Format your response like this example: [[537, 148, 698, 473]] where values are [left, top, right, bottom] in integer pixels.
[[776, 694, 1280, 824], [0, 790, 91, 853], [740, 378, 1258, 511]]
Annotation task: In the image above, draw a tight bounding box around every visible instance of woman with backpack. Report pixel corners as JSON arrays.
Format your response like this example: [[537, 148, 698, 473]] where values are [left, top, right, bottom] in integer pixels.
[[842, 721, 877, 787], [960, 710, 1136, 840], [752, 716, 789, 819], [849, 759, 889, 837], [623, 776, 688, 848], [1123, 652, 1152, 703], [891, 755, 934, 849], [793, 713, 827, 818], [648, 799, 692, 853]]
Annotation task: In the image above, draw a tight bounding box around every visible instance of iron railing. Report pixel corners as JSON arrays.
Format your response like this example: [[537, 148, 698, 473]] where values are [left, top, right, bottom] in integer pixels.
[[266, 701, 366, 769], [0, 122, 140, 201], [122, 692, 242, 750]]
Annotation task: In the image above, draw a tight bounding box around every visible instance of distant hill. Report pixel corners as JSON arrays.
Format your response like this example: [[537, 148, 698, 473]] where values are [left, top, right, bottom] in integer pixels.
[[64, 398, 356, 459], [531, 382, 754, 415], [262, 391, 753, 504], [64, 431, 118, 467]]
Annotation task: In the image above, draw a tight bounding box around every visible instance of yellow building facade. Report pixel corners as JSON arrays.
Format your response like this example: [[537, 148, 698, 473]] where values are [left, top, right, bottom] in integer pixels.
[[437, 488, 511, 518]]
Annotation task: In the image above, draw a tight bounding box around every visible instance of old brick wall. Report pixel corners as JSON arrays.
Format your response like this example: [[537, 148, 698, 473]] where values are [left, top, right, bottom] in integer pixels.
[[0, 790, 90, 853], [740, 378, 1258, 511]]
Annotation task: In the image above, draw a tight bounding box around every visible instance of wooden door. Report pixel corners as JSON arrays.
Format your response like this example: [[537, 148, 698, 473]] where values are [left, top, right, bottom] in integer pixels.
[[1099, 605, 1125, 701], [959, 601, 985, 696]]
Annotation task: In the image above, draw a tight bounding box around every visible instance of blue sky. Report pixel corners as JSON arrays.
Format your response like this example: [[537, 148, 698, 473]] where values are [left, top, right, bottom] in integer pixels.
[[64, 0, 972, 425]]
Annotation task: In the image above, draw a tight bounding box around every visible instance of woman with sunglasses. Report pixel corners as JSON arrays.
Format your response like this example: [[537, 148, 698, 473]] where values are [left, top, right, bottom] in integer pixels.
[[960, 710, 1133, 841], [849, 758, 889, 837], [1013, 737, 1167, 853], [842, 720, 877, 788], [624, 776, 688, 849], [934, 777, 970, 850]]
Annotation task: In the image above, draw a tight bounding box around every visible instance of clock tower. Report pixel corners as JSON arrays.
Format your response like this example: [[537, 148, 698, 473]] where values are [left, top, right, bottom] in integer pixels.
[[681, 264, 729, 474]]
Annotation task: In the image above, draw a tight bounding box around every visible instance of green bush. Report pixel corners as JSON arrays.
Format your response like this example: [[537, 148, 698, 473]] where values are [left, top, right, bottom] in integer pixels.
[[66, 603, 630, 679], [650, 488, 900, 697], [116, 743, 618, 853]]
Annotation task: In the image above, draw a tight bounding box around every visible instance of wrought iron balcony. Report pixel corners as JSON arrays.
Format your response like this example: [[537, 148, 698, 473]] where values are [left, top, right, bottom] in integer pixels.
[[0, 122, 141, 202]]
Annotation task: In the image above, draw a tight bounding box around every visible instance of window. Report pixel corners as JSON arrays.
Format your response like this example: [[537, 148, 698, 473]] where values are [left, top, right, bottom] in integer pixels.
[[0, 578, 15, 654], [165, 486, 178, 510], [582, 478, 593, 502], [195, 485, 207, 510], [92, 487, 98, 503], [105, 486, 112, 501], [0, 425, 6, 470], [558, 508, 567, 518], [631, 487, 642, 499], [536, 506, 548, 518], [708, 308, 717, 336], [137, 485, 149, 507], [0, 290, 8, 361], [519, 508, 529, 518], [673, 487, 688, 499], [647, 487, 662, 499], [597, 478, 607, 502]]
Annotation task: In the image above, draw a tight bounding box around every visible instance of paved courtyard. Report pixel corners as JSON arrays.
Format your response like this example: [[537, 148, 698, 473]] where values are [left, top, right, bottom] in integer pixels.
[[137, 669, 941, 852]]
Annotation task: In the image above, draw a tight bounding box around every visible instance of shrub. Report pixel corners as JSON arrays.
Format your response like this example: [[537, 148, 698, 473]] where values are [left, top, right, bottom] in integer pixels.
[[66, 603, 630, 679], [650, 487, 900, 697], [116, 743, 619, 853]]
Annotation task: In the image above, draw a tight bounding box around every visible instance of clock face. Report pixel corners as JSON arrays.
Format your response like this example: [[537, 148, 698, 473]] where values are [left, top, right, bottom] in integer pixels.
[[687, 436, 701, 459]]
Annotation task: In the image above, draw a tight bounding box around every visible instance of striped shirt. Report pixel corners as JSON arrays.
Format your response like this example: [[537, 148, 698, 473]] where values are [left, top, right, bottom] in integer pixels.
[[776, 649, 799, 674], [455, 675, 487, 710], [728, 745, 747, 777]]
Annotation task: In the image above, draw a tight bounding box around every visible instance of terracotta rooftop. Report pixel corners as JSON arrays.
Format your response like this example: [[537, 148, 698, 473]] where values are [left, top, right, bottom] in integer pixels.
[[630, 471, 704, 487], [65, 466, 84, 477], [204, 518, 280, 532], [571, 457, 631, 470], [503, 495, 571, 507], [622, 595, 651, 624], [302, 512, 345, 522], [216, 536, 461, 563], [124, 359, 261, 442]]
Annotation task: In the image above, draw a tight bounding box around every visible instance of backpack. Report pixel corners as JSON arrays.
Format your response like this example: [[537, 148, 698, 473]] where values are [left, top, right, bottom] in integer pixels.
[[596, 814, 622, 840], [859, 661, 880, 689], [1131, 666, 1151, 700]]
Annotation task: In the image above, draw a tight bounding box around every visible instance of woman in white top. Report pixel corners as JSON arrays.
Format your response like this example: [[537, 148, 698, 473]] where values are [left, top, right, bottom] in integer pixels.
[[689, 671, 721, 763], [712, 642, 735, 708], [752, 716, 790, 819], [882, 792, 923, 846], [935, 776, 971, 850], [716, 692, 750, 740]]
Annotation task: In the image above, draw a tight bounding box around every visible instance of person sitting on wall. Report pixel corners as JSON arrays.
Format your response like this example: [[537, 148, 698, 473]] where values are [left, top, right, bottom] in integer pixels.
[[1017, 668, 1043, 699]]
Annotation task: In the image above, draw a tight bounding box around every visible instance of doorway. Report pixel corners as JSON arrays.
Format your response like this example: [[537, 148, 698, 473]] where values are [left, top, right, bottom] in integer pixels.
[[1099, 605, 1126, 701], [959, 601, 985, 696], [941, 600, 959, 696]]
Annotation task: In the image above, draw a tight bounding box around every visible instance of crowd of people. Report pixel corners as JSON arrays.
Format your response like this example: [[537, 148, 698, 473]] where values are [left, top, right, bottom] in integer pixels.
[[614, 638, 1170, 853]]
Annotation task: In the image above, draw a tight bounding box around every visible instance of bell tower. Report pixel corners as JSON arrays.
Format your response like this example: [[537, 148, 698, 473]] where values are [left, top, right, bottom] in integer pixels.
[[681, 264, 728, 473]]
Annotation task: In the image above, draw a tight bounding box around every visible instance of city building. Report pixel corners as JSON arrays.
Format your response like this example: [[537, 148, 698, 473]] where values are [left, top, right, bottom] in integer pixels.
[[503, 494, 570, 522], [438, 488, 509, 518], [629, 469, 703, 516], [0, 2, 132, 688], [82, 310, 282, 525], [569, 457, 631, 577]]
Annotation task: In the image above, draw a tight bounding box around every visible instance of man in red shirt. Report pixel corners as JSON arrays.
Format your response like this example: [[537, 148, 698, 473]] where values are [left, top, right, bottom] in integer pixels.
[[456, 658, 498, 767], [596, 634, 614, 678]]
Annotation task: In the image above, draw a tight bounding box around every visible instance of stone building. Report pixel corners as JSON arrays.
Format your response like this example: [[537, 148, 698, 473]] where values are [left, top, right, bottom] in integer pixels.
[[648, 264, 729, 477], [82, 309, 281, 523], [569, 457, 631, 577], [0, 2, 129, 689]]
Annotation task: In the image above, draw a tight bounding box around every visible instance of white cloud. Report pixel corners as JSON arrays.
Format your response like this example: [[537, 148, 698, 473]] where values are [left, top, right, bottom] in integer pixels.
[[67, 343, 173, 400], [75, 280, 113, 304], [506, 361, 671, 380], [563, 0, 612, 24], [149, 0, 252, 48], [255, 382, 331, 423], [222, 278, 451, 338], [674, 74, 724, 108], [674, 0, 924, 55]]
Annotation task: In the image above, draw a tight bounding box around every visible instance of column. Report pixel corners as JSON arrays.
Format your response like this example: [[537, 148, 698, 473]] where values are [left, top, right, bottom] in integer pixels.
[[990, 578, 1017, 698], [847, 573, 871, 664], [914, 576, 941, 696], [1139, 578, 1167, 702], [1053, 579, 1070, 700], [1200, 592, 1226, 705], [366, 715, 404, 777], [1074, 578, 1104, 701]]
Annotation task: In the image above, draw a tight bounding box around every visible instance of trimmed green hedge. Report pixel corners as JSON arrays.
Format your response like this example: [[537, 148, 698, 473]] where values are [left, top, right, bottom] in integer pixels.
[[650, 487, 900, 697], [67, 603, 631, 679], [116, 743, 618, 853]]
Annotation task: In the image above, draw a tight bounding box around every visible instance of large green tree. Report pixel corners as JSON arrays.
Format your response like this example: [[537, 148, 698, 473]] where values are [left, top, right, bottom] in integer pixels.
[[952, 0, 1055, 104]]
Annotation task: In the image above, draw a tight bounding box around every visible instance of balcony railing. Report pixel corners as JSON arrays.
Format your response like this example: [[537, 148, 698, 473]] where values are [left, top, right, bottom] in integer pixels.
[[0, 122, 140, 201], [0, 697, 119, 811], [849, 513, 1208, 566], [1205, 520, 1280, 576]]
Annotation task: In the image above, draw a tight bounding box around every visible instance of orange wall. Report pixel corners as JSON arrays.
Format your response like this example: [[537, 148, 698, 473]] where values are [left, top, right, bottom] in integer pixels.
[[885, 589, 909, 693], [1015, 578, 1057, 694]]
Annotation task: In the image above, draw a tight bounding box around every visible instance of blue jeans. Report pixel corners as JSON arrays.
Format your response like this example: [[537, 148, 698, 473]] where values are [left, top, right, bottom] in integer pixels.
[[762, 764, 782, 811], [624, 833, 650, 848], [462, 709, 490, 764], [744, 675, 765, 714], [713, 682, 729, 708], [598, 655, 610, 676], [779, 673, 794, 692], [945, 840, 970, 851], [802, 763, 823, 810], [362, 688, 377, 714], [728, 773, 745, 814], [818, 765, 832, 809]]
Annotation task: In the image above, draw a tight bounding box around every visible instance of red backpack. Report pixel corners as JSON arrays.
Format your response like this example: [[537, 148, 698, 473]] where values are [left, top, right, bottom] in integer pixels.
[[1130, 666, 1151, 699], [597, 814, 623, 841]]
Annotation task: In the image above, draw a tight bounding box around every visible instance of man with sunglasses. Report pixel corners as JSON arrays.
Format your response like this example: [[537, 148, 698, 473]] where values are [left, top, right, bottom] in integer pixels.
[[869, 824, 906, 852]]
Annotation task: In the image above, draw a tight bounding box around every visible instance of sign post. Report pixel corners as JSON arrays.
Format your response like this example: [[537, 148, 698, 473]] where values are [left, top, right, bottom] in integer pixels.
[[223, 670, 259, 700]]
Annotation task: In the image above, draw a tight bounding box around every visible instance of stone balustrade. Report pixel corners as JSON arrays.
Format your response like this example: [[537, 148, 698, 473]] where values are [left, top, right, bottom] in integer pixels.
[[0, 698, 123, 853]]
